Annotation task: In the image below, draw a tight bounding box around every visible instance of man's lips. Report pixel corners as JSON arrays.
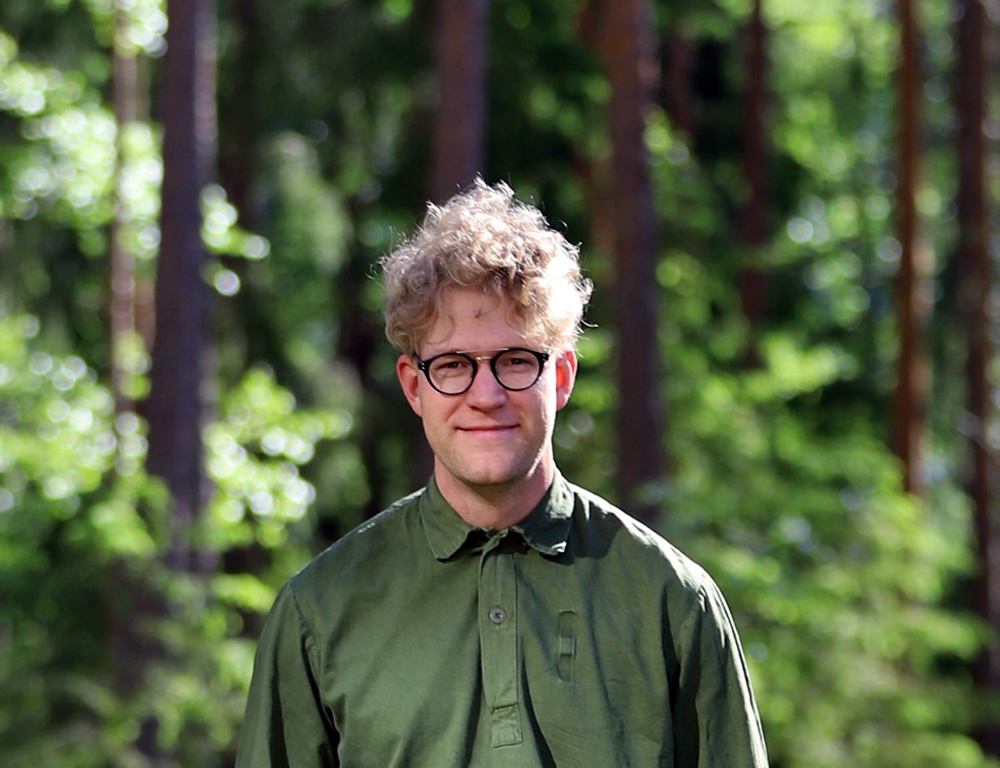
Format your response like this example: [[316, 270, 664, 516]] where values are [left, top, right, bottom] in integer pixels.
[[457, 424, 517, 434]]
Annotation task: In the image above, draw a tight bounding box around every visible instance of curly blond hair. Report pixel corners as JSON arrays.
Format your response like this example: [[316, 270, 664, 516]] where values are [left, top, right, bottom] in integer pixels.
[[381, 179, 593, 356]]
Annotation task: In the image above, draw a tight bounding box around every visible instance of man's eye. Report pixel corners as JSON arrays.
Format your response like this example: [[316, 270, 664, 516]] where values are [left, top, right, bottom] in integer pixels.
[[433, 358, 471, 374], [499, 353, 532, 369]]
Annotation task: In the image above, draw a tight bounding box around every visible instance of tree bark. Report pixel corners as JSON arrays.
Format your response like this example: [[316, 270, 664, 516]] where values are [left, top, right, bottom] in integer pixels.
[[146, 0, 217, 574], [602, 0, 663, 523], [740, 0, 768, 366], [892, 0, 930, 495], [429, 0, 488, 203], [954, 0, 998, 755]]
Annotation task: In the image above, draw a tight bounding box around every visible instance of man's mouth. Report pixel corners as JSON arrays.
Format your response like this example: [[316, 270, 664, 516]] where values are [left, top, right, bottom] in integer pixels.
[[459, 424, 517, 434]]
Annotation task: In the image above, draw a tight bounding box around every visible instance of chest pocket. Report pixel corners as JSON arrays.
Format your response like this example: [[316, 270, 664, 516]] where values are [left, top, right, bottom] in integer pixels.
[[557, 609, 576, 682]]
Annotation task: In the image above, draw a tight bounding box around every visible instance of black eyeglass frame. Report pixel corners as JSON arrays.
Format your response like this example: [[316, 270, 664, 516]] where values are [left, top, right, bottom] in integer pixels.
[[415, 347, 551, 396]]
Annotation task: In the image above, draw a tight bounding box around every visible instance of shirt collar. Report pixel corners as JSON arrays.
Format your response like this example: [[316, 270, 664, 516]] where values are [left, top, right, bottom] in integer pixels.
[[420, 471, 574, 560]]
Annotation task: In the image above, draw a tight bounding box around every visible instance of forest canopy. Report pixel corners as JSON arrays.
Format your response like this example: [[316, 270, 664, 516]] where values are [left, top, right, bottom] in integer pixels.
[[1, 0, 998, 766]]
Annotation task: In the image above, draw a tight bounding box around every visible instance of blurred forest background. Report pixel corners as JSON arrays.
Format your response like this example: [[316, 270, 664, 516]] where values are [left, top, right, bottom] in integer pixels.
[[1, 0, 999, 765]]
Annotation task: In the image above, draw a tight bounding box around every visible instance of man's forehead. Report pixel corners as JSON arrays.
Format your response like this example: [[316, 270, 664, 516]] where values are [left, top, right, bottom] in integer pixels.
[[420, 311, 528, 350], [416, 288, 551, 352]]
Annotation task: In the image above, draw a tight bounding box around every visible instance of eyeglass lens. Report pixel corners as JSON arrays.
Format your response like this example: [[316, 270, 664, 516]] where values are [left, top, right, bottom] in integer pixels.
[[425, 349, 544, 394]]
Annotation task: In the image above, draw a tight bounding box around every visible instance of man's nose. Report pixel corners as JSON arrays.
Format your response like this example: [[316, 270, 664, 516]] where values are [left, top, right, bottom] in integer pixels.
[[464, 362, 506, 406]]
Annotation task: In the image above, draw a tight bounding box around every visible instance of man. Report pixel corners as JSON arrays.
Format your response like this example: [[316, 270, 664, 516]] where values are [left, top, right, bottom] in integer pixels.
[[235, 179, 768, 767]]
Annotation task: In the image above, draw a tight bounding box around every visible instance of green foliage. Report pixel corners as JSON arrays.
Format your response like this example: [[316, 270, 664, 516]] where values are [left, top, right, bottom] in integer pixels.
[[0, 309, 350, 766], [0, 20, 163, 372], [251, 132, 350, 334], [80, 0, 167, 55], [656, 251, 988, 766], [1, 0, 996, 765], [0, 309, 162, 767], [0, 26, 115, 236], [204, 365, 353, 551]]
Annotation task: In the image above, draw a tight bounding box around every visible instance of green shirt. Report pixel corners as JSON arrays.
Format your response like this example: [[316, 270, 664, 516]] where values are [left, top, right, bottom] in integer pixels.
[[235, 472, 768, 767]]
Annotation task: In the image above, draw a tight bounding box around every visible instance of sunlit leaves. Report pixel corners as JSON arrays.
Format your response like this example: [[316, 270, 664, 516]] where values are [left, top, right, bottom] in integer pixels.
[[0, 314, 117, 517], [0, 311, 166, 560], [116, 121, 163, 260], [201, 183, 270, 262], [200, 184, 272, 296], [80, 0, 167, 56], [204, 366, 352, 549], [655, 234, 987, 766], [211, 572, 277, 616], [0, 309, 353, 766], [380, 0, 412, 23], [0, 32, 86, 117], [0, 31, 119, 249], [744, 332, 856, 399]]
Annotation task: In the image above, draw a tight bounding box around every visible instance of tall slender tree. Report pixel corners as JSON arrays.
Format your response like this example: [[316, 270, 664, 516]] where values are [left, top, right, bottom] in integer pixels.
[[146, 0, 217, 573], [130, 8, 218, 751], [892, 0, 930, 495], [602, 0, 663, 522], [740, 0, 768, 366], [429, 0, 488, 203], [107, 0, 149, 726], [109, 0, 141, 414], [954, 0, 997, 755]]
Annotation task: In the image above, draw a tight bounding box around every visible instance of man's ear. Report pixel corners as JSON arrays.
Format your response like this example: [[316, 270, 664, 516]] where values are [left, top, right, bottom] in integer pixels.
[[396, 354, 423, 417], [554, 350, 577, 411]]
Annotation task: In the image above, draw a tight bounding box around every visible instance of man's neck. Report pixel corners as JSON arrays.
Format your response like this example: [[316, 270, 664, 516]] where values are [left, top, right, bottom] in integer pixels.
[[435, 467, 553, 530]]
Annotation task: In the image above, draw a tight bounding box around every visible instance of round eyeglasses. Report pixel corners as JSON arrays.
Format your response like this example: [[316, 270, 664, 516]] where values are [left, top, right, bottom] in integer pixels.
[[416, 347, 551, 396]]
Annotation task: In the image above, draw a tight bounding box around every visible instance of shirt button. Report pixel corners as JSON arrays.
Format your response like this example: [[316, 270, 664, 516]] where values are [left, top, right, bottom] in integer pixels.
[[489, 606, 507, 624]]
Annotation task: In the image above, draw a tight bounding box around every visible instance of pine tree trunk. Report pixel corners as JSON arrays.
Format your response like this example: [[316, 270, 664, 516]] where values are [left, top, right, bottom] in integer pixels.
[[954, 0, 998, 754], [603, 0, 663, 522], [146, 0, 217, 574], [430, 0, 488, 203], [892, 0, 929, 495], [740, 0, 768, 366]]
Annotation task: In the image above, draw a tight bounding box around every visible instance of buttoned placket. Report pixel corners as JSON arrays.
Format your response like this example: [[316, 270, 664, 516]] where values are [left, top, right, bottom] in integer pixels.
[[478, 530, 522, 747]]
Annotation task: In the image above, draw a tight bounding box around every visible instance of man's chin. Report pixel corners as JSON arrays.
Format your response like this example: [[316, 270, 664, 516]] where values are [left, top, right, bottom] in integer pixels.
[[444, 461, 527, 492], [458, 461, 548, 495]]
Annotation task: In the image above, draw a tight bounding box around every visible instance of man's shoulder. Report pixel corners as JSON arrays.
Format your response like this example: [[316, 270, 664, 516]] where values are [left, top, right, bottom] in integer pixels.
[[290, 488, 425, 593], [564, 480, 714, 593]]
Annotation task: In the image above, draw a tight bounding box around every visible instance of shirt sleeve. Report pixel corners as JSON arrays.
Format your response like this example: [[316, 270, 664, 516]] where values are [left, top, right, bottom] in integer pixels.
[[672, 582, 769, 768], [235, 582, 339, 768]]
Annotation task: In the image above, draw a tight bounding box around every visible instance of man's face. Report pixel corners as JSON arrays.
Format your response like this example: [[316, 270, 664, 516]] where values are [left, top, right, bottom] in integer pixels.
[[396, 286, 576, 509]]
